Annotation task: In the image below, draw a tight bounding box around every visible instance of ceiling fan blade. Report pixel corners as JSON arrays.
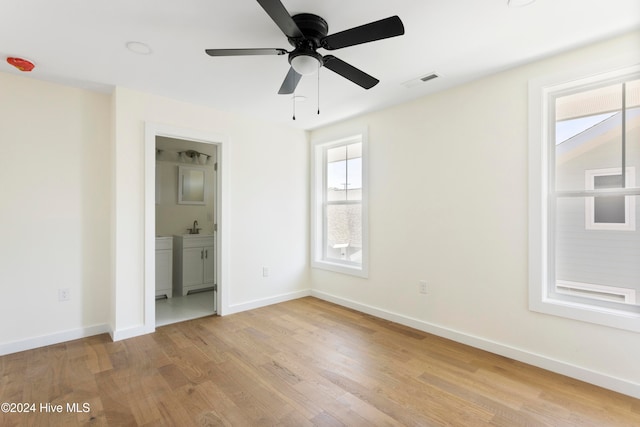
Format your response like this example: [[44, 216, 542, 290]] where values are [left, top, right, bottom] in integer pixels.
[[256, 0, 303, 39], [323, 55, 379, 89], [321, 16, 404, 50], [278, 67, 302, 94], [205, 48, 288, 56]]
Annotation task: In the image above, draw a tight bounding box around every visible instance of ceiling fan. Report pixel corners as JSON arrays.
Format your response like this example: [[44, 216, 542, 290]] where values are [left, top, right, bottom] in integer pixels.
[[205, 0, 405, 95]]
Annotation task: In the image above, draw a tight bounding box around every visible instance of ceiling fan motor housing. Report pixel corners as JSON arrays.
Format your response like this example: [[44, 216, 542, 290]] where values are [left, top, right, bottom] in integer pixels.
[[289, 14, 329, 47], [287, 14, 328, 74]]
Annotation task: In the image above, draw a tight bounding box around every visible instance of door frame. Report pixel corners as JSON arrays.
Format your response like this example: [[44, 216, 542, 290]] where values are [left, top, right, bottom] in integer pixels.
[[144, 122, 230, 329]]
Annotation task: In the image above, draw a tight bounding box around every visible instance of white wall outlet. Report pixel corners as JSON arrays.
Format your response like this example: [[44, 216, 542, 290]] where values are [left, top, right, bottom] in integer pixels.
[[262, 267, 269, 277], [58, 288, 71, 301], [418, 280, 427, 294]]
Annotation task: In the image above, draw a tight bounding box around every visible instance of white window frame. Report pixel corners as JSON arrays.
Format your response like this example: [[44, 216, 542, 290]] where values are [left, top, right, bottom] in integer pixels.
[[528, 61, 640, 333], [584, 167, 636, 231], [311, 130, 369, 277], [556, 280, 636, 305]]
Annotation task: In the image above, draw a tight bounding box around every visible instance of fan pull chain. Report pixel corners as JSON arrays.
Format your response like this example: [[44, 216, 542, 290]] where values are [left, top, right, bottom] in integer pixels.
[[292, 87, 296, 120], [317, 61, 321, 115]]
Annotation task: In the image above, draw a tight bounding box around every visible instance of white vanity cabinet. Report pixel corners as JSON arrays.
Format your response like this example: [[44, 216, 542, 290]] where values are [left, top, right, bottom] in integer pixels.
[[173, 234, 215, 296], [155, 236, 173, 298]]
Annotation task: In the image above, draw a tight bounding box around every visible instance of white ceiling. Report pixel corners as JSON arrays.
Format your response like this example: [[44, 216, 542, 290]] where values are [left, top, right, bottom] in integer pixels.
[[2, 0, 639, 130]]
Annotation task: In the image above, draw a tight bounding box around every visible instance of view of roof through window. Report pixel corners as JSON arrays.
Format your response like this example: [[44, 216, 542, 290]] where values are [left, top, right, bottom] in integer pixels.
[[554, 78, 640, 145], [555, 112, 618, 144]]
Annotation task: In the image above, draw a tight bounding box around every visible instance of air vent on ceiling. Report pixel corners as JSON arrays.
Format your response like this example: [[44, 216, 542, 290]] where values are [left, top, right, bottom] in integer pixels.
[[402, 72, 440, 88]]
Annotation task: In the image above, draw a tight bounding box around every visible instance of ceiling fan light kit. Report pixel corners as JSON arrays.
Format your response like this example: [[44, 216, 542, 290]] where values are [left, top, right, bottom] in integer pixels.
[[290, 49, 322, 75], [205, 0, 405, 118]]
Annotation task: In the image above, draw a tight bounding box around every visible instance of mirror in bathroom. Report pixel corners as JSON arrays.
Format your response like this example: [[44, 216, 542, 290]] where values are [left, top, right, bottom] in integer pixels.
[[178, 166, 206, 205]]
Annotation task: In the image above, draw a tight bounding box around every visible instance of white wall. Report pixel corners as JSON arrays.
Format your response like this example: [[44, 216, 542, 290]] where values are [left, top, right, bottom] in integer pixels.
[[0, 72, 111, 353], [0, 74, 309, 351], [112, 87, 310, 337], [309, 31, 640, 396]]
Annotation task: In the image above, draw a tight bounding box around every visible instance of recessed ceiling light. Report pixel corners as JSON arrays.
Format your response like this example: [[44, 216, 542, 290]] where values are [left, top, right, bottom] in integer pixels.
[[508, 0, 536, 7], [126, 41, 152, 55]]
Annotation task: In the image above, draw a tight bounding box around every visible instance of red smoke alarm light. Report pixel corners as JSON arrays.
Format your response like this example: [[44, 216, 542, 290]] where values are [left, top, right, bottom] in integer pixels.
[[7, 57, 35, 72]]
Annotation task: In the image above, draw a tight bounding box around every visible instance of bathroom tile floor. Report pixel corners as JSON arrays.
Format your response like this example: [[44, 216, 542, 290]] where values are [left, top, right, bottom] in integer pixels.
[[155, 290, 216, 326]]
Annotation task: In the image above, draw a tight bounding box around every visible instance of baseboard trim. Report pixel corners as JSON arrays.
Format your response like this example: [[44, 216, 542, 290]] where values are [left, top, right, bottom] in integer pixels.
[[0, 290, 312, 354], [0, 324, 110, 356], [110, 324, 155, 342], [311, 290, 640, 399], [225, 289, 312, 315]]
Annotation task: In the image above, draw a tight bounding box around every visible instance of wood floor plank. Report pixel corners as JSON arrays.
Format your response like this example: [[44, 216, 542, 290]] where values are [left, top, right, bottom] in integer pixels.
[[0, 296, 638, 426]]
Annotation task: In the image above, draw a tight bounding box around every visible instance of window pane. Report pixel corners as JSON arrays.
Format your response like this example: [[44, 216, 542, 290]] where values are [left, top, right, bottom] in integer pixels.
[[327, 145, 347, 201], [326, 203, 362, 263], [626, 79, 640, 174], [628, 107, 640, 173], [346, 142, 362, 201], [555, 196, 639, 304], [623, 81, 640, 233], [555, 83, 623, 192], [327, 143, 363, 202], [346, 158, 362, 201]]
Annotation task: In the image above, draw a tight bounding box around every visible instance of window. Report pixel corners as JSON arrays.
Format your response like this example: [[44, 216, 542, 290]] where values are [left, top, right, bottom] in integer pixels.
[[311, 131, 368, 277], [529, 64, 640, 332]]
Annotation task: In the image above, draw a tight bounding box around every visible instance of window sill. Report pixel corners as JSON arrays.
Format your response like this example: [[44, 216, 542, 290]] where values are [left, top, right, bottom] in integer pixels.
[[530, 295, 640, 333], [311, 260, 368, 278]]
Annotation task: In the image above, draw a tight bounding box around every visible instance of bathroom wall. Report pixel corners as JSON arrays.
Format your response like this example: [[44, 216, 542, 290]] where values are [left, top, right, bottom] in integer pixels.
[[155, 142, 217, 236]]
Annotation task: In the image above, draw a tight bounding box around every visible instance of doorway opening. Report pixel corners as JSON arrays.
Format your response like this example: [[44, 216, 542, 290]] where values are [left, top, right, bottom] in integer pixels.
[[154, 136, 217, 326], [144, 123, 228, 331]]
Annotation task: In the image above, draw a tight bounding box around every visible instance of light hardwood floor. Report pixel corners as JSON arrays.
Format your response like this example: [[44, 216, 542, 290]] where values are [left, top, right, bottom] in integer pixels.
[[1, 297, 638, 426]]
